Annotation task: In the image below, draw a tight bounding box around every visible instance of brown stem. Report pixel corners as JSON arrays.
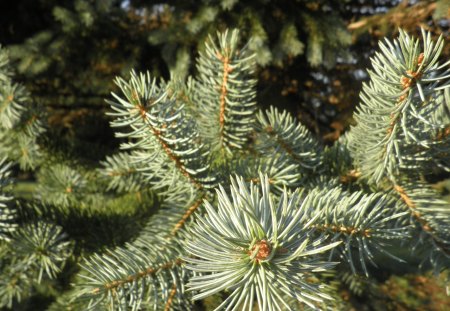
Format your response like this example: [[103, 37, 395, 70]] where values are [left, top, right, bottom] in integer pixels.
[[170, 196, 205, 236], [383, 53, 424, 160], [394, 185, 450, 255], [216, 51, 232, 146], [136, 104, 203, 190], [91, 258, 183, 295], [393, 185, 432, 230], [164, 284, 177, 311]]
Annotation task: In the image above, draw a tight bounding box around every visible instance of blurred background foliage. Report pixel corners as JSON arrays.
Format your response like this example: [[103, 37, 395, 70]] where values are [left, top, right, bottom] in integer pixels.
[[0, 0, 449, 164]]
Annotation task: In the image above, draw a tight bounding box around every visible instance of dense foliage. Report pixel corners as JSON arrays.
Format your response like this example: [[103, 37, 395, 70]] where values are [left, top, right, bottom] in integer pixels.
[[1, 23, 449, 310], [1, 0, 449, 150]]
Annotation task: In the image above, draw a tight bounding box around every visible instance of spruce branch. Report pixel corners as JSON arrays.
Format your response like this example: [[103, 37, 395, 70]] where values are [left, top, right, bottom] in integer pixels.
[[107, 71, 216, 193], [134, 195, 209, 245], [170, 195, 207, 237], [163, 283, 178, 311], [195, 29, 257, 153], [256, 107, 323, 171], [0, 46, 13, 82], [0, 45, 45, 169], [0, 47, 26, 129], [100, 152, 146, 193], [0, 221, 72, 308], [348, 29, 450, 184], [163, 76, 197, 118], [236, 154, 302, 192], [272, 22, 304, 65], [305, 187, 410, 276], [0, 266, 31, 309], [36, 164, 89, 208], [74, 194, 208, 309], [76, 241, 186, 310], [10, 222, 73, 283], [0, 81, 27, 129], [185, 175, 341, 310], [301, 13, 351, 68], [392, 182, 450, 274]]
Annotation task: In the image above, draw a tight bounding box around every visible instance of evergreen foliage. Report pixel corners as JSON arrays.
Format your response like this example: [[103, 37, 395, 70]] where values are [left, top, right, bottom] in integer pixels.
[[195, 30, 257, 153], [0, 27, 449, 310], [347, 29, 450, 184], [185, 175, 340, 310], [0, 158, 15, 242], [0, 47, 44, 169], [143, 0, 352, 73], [1, 1, 448, 160]]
